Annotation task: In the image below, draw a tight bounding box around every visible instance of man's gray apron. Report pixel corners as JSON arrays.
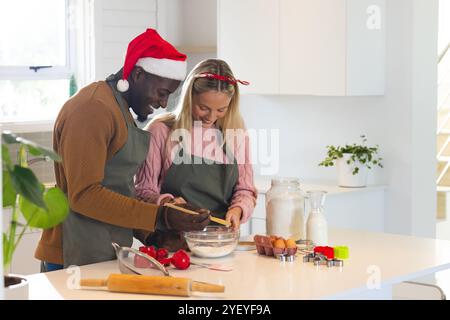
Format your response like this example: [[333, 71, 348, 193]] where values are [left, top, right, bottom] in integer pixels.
[[62, 75, 150, 267]]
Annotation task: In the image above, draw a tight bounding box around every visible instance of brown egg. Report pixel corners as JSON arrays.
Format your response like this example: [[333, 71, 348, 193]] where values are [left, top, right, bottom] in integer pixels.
[[269, 235, 278, 245], [274, 239, 286, 249], [285, 239, 297, 248]]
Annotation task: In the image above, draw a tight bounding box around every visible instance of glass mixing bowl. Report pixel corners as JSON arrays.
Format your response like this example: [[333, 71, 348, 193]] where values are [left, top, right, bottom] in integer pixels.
[[184, 226, 239, 258]]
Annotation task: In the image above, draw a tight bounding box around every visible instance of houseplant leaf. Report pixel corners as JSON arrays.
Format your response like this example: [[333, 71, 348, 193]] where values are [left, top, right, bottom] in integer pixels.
[[19, 187, 69, 229], [2, 170, 17, 207], [10, 165, 47, 209], [26, 143, 61, 162], [2, 131, 61, 161], [2, 144, 12, 167], [3, 232, 12, 267]]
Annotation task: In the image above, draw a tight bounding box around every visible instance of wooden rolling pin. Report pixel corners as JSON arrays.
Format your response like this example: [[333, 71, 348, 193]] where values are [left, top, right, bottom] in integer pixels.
[[80, 274, 225, 297], [164, 203, 231, 227]]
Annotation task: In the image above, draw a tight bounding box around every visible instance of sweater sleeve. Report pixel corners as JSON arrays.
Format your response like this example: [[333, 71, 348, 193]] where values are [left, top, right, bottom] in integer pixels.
[[228, 133, 257, 223], [59, 98, 159, 231], [135, 121, 174, 204]]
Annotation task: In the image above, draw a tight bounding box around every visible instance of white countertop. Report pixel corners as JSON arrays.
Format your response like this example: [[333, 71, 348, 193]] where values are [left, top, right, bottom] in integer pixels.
[[254, 176, 387, 195], [26, 228, 450, 300]]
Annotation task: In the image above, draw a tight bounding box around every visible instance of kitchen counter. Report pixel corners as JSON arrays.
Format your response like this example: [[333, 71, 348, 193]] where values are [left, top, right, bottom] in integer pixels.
[[26, 228, 450, 300]]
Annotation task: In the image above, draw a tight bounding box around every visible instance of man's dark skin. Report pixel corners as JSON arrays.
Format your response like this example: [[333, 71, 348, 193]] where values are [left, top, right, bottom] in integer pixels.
[[117, 66, 210, 232], [122, 66, 180, 122]]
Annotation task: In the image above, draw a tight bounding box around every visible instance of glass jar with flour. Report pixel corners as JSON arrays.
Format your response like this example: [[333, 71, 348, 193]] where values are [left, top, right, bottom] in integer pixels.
[[265, 177, 305, 240]]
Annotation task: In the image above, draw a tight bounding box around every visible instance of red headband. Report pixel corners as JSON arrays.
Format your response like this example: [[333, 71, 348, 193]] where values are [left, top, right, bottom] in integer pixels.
[[195, 72, 250, 86]]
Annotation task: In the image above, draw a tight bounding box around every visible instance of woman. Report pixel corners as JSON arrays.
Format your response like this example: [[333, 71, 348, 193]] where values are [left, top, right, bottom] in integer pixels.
[[135, 59, 257, 250]]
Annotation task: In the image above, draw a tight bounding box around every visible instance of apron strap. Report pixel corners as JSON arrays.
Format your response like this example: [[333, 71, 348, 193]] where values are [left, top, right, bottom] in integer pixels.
[[106, 74, 136, 128]]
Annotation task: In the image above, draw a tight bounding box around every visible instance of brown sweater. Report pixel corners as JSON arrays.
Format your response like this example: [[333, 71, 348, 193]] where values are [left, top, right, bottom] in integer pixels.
[[35, 81, 159, 264]]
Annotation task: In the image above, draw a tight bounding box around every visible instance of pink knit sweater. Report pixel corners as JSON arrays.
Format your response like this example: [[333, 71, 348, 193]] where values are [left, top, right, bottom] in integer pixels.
[[135, 121, 257, 223]]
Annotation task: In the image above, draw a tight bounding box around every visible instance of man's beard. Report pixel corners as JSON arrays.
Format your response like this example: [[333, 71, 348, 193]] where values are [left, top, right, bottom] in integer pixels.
[[136, 114, 149, 123]]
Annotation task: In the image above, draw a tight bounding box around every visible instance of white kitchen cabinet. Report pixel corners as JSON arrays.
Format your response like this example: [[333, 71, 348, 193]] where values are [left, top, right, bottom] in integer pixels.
[[218, 0, 385, 96], [217, 0, 279, 94], [279, 0, 346, 95]]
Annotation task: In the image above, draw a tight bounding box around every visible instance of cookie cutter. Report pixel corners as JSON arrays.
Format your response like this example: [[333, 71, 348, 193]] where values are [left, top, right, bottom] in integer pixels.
[[276, 253, 296, 262], [303, 252, 344, 268]]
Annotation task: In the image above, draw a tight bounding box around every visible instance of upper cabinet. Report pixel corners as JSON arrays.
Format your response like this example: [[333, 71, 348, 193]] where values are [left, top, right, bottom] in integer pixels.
[[217, 0, 279, 95], [218, 0, 385, 96]]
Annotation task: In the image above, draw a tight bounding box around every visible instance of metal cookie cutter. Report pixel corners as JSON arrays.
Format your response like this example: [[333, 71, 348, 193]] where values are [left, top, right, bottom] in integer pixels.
[[296, 239, 315, 251], [303, 252, 344, 268], [276, 253, 296, 262]]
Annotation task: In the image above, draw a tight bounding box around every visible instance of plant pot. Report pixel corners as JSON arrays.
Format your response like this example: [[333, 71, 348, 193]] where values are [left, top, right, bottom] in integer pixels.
[[336, 154, 368, 188], [4, 274, 29, 300]]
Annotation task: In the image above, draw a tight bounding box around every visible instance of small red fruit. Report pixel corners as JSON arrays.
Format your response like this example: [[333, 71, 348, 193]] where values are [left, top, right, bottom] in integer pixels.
[[157, 248, 169, 260], [139, 246, 147, 253], [171, 250, 190, 270], [146, 246, 157, 259]]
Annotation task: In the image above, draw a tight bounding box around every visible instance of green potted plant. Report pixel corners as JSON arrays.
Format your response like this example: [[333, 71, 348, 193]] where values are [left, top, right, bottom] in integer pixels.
[[2, 131, 69, 299], [318, 135, 383, 188]]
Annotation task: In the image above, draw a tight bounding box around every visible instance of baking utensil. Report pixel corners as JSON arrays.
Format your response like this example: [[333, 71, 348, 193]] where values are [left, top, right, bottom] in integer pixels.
[[303, 252, 344, 268], [80, 273, 225, 297], [112, 242, 169, 276], [276, 253, 296, 262], [334, 246, 349, 260], [191, 261, 233, 271], [235, 241, 256, 251], [163, 203, 231, 227], [184, 226, 239, 258]]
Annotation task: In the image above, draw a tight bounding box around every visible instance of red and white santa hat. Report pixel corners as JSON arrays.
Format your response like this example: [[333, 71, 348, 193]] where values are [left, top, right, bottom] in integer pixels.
[[117, 28, 187, 92]]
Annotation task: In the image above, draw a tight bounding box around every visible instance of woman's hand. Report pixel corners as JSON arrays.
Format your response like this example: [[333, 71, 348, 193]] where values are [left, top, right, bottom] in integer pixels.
[[160, 196, 187, 206], [225, 207, 242, 231]]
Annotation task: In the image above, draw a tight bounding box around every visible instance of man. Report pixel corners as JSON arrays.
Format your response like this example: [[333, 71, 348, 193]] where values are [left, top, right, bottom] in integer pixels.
[[35, 29, 210, 271]]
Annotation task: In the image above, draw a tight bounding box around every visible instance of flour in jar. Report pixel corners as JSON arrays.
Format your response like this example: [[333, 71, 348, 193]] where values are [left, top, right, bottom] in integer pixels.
[[266, 197, 305, 240]]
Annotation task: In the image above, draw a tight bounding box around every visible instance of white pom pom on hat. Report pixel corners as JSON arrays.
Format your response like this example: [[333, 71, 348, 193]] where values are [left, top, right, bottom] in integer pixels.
[[116, 28, 187, 92], [116, 79, 129, 93]]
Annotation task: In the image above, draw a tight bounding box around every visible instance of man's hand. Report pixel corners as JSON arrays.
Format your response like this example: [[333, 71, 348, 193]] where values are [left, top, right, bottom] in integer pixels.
[[225, 207, 242, 231], [156, 202, 210, 232]]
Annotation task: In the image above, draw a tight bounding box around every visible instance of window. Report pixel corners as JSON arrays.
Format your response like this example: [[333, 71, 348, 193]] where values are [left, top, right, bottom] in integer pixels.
[[0, 0, 75, 122]]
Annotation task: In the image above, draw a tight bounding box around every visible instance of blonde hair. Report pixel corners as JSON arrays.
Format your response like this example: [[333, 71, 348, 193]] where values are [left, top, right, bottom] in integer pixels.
[[151, 58, 245, 133]]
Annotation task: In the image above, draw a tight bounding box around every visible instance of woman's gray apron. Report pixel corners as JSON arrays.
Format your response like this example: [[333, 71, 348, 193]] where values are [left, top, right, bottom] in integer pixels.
[[62, 75, 150, 267], [146, 137, 239, 250], [161, 146, 239, 217]]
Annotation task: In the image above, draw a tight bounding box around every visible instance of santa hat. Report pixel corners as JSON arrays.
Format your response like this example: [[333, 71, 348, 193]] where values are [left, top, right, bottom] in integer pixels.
[[117, 28, 187, 92]]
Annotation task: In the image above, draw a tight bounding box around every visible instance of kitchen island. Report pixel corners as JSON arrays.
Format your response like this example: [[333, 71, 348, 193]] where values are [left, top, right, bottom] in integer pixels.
[[26, 229, 450, 300]]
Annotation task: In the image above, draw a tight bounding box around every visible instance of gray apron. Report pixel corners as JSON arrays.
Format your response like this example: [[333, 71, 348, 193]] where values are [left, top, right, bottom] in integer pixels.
[[161, 146, 239, 218], [62, 75, 150, 267]]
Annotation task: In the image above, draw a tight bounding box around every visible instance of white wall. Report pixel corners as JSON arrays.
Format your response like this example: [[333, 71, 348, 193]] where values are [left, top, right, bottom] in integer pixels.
[[239, 0, 438, 237], [157, 0, 216, 48], [439, 0, 450, 56], [93, 0, 157, 80]]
